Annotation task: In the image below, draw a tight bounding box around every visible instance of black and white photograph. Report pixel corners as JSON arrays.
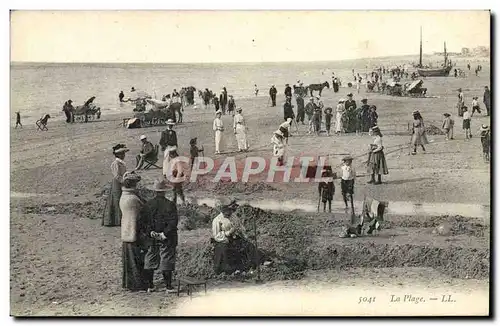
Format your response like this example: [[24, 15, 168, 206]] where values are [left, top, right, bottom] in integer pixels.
[[8, 9, 492, 317]]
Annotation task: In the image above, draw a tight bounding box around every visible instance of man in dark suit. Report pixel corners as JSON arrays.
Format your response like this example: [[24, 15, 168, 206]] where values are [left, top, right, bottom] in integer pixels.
[[159, 120, 178, 152], [284, 84, 292, 98], [269, 85, 277, 107]]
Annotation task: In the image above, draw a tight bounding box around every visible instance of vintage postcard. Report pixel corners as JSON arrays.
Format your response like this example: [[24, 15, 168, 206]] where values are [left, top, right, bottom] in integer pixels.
[[9, 10, 491, 317]]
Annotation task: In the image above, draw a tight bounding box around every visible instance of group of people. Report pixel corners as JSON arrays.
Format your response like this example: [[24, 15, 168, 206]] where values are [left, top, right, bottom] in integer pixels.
[[213, 107, 249, 154]]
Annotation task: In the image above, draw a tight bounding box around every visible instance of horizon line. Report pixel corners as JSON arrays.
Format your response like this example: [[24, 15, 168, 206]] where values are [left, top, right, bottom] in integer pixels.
[[12, 52, 475, 66]]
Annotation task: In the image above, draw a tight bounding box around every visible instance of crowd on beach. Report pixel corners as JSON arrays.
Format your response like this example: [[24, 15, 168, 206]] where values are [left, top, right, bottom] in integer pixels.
[[13, 62, 491, 294]]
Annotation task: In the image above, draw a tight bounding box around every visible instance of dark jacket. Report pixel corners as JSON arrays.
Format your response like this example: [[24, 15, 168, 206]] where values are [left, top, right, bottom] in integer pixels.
[[141, 196, 178, 240], [269, 87, 277, 97], [284, 86, 292, 98], [296, 97, 305, 111], [159, 129, 178, 151], [283, 102, 295, 120]]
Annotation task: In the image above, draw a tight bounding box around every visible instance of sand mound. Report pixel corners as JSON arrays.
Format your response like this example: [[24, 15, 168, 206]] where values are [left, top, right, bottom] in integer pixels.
[[175, 204, 489, 281], [213, 182, 276, 195], [425, 124, 445, 135]]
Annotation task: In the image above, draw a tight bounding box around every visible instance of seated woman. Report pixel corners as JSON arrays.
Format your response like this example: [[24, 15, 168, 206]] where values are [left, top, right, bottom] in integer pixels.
[[211, 198, 240, 275]]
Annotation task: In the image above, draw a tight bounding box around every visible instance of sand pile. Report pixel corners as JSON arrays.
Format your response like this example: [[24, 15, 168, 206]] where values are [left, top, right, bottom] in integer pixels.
[[390, 215, 487, 237], [425, 124, 445, 135], [175, 204, 489, 280], [213, 181, 276, 195]]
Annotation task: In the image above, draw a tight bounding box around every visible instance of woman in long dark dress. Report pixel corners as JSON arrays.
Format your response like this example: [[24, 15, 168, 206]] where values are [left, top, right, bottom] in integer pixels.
[[120, 171, 148, 291], [103, 144, 129, 226]]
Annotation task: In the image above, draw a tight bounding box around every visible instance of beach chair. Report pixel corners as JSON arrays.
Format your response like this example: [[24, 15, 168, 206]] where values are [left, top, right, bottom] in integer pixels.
[[143, 145, 161, 170]]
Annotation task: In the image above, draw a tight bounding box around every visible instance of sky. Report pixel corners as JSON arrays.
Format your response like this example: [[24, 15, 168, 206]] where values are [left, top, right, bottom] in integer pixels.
[[10, 10, 490, 63]]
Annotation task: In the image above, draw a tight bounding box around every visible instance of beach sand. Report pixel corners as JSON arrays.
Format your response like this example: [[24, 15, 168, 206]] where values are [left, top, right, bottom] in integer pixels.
[[10, 62, 491, 316]]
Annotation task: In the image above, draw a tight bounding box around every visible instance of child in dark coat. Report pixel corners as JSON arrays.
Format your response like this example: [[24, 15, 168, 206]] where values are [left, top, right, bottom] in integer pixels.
[[324, 107, 333, 136], [189, 138, 204, 171], [318, 168, 335, 212]]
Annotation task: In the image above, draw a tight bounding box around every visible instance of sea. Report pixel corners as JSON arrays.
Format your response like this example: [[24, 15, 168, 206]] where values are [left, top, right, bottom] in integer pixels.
[[10, 55, 483, 124]]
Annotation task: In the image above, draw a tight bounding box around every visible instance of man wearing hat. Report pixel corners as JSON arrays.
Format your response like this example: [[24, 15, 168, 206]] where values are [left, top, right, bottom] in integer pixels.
[[284, 84, 292, 99], [269, 85, 278, 107], [135, 135, 155, 170], [227, 95, 236, 115], [213, 110, 225, 154], [305, 97, 317, 133], [141, 179, 179, 293], [360, 99, 371, 133], [480, 125, 490, 162], [211, 197, 239, 275], [442, 113, 454, 141], [344, 93, 357, 133], [295, 93, 305, 124], [283, 96, 295, 122], [483, 86, 490, 116]]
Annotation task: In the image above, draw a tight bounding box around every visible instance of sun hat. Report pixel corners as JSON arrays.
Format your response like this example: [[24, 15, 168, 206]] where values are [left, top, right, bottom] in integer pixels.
[[166, 119, 175, 125], [371, 125, 380, 132], [361, 98, 368, 103], [166, 145, 178, 152], [412, 110, 420, 115], [189, 137, 197, 145], [480, 124, 489, 131], [151, 179, 169, 192], [113, 144, 129, 154], [140, 135, 147, 140], [215, 110, 222, 115], [236, 107, 243, 112], [342, 155, 353, 162], [443, 113, 451, 117], [123, 171, 141, 182], [347, 93, 353, 97], [338, 99, 344, 103]]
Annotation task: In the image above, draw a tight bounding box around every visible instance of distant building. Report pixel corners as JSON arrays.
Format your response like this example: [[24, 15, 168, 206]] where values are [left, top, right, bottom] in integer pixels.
[[461, 47, 470, 55]]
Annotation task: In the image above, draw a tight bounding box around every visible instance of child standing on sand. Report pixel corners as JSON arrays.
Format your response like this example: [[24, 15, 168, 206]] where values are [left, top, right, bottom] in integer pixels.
[[471, 96, 481, 116], [340, 156, 356, 212], [324, 107, 333, 136], [318, 167, 335, 213], [189, 138, 204, 171], [462, 107, 472, 140], [442, 113, 454, 141]]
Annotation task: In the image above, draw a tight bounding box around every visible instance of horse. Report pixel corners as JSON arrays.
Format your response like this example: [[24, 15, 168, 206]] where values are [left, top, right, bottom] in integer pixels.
[[307, 81, 330, 97]]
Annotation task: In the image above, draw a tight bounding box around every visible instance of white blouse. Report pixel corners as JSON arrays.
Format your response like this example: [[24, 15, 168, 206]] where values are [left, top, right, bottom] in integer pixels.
[[233, 114, 245, 129], [372, 136, 383, 152], [213, 118, 224, 131]]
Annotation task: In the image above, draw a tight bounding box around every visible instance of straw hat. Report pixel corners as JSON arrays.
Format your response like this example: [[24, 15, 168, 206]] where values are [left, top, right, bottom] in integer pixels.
[[338, 99, 345, 103], [371, 125, 380, 132], [236, 107, 243, 112], [166, 145, 178, 153], [342, 155, 353, 162], [150, 179, 169, 192], [113, 144, 129, 154], [140, 135, 147, 140], [123, 171, 141, 182], [189, 137, 197, 145], [215, 197, 236, 211], [215, 110, 222, 115], [480, 124, 489, 131], [166, 119, 175, 125], [443, 113, 451, 117]]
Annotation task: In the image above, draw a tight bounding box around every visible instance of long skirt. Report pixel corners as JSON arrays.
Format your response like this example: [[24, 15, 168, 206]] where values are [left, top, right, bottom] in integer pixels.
[[235, 125, 248, 150], [214, 240, 242, 275], [144, 235, 178, 271], [215, 130, 224, 153], [367, 150, 389, 175], [411, 128, 429, 146], [102, 179, 122, 226], [122, 242, 147, 291], [335, 113, 343, 132], [162, 151, 171, 176]]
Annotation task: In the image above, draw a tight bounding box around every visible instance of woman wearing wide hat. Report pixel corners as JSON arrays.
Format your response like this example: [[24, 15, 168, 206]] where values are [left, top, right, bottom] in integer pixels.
[[367, 126, 389, 184], [410, 110, 428, 155], [120, 171, 148, 291], [271, 129, 286, 166], [103, 144, 129, 227]]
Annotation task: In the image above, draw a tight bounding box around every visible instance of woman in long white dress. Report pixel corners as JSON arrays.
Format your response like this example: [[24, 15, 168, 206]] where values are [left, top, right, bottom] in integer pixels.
[[213, 110, 224, 154], [335, 99, 345, 134], [233, 107, 249, 152]]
